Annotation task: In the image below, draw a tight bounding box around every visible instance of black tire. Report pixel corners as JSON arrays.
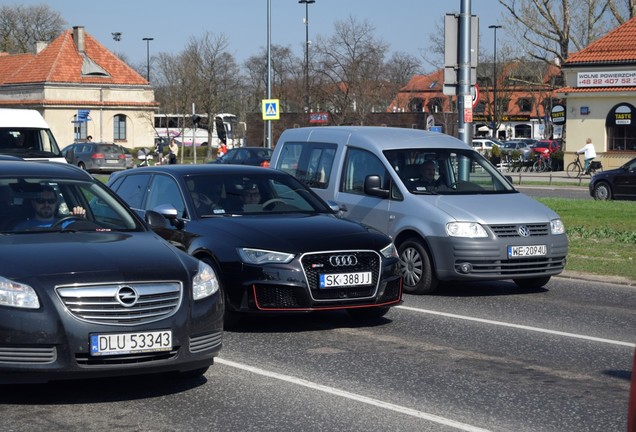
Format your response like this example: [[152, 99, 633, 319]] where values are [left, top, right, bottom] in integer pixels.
[[566, 161, 580, 178], [398, 238, 438, 294], [513, 276, 551, 289], [593, 182, 612, 200], [78, 161, 86, 170], [346, 306, 390, 320]]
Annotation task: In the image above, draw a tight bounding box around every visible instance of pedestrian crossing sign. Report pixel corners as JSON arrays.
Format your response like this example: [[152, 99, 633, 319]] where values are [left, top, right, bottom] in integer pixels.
[[262, 99, 280, 120]]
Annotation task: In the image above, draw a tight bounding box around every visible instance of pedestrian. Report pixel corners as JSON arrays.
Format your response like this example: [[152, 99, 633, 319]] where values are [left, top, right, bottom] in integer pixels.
[[155, 139, 165, 164], [576, 138, 597, 174], [86, 135, 92, 142], [168, 139, 179, 164], [218, 140, 227, 158]]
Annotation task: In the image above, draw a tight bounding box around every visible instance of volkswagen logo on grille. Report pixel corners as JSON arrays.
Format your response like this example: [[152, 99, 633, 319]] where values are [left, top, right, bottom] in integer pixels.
[[518, 225, 531, 237], [329, 254, 358, 267], [115, 286, 139, 307]]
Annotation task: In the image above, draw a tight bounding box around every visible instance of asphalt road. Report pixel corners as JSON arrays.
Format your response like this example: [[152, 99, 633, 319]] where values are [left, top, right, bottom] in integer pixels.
[[2, 277, 634, 432]]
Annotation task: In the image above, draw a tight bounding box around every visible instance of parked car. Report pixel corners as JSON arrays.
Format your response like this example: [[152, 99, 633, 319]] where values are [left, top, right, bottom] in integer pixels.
[[500, 140, 533, 160], [117, 145, 135, 169], [61, 142, 127, 173], [107, 165, 402, 327], [0, 159, 223, 383], [589, 156, 636, 200], [532, 139, 561, 156], [0, 108, 67, 163], [472, 138, 504, 154], [213, 146, 273, 167], [271, 126, 568, 294]]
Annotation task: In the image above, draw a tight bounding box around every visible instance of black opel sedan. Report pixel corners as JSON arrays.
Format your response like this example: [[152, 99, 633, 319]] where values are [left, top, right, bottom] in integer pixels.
[[107, 165, 402, 327], [0, 160, 223, 384]]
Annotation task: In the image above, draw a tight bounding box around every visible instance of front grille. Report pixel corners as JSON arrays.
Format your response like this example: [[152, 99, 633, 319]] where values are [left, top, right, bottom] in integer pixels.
[[190, 331, 223, 353], [378, 279, 402, 303], [0, 346, 57, 364], [490, 223, 550, 237], [301, 250, 380, 301], [459, 256, 566, 275], [75, 349, 178, 366], [56, 282, 182, 326], [254, 285, 303, 309]]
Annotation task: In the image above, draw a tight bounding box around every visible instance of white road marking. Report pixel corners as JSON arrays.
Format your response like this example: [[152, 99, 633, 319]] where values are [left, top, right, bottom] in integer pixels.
[[396, 305, 636, 348], [216, 357, 492, 432]]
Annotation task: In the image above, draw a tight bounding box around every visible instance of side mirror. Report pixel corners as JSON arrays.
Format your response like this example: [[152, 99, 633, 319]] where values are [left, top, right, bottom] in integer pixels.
[[364, 175, 390, 199], [151, 203, 185, 229]]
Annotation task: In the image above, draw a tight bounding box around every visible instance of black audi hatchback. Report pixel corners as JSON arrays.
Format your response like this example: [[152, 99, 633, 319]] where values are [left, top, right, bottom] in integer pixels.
[[0, 160, 223, 383], [107, 165, 402, 327]]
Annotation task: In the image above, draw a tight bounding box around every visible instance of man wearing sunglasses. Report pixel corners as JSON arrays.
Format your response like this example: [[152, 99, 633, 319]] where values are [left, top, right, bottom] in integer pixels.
[[14, 186, 85, 230]]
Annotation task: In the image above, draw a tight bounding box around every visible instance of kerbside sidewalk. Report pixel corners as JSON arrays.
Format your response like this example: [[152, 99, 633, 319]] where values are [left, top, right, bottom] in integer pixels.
[[505, 170, 591, 186]]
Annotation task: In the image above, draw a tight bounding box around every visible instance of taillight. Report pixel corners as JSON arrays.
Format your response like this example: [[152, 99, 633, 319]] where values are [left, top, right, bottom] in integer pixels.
[[91, 153, 105, 159], [119, 154, 126, 160]]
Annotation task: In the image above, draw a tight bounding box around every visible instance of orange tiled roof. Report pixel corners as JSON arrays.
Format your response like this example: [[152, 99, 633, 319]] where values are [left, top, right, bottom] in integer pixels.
[[565, 16, 636, 65], [0, 28, 147, 86]]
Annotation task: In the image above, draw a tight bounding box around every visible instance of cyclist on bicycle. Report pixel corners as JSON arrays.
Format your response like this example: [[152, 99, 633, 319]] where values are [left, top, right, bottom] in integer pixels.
[[576, 138, 597, 174]]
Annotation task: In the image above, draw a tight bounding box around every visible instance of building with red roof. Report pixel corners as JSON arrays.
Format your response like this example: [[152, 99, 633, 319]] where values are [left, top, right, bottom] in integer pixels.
[[0, 26, 157, 149], [558, 16, 636, 168]]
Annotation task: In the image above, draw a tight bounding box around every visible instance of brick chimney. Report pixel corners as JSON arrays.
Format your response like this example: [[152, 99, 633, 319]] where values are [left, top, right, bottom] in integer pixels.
[[73, 26, 85, 53]]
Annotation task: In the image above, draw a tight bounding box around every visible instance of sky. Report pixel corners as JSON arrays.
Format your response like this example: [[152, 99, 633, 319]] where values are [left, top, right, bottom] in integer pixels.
[[3, 0, 510, 71]]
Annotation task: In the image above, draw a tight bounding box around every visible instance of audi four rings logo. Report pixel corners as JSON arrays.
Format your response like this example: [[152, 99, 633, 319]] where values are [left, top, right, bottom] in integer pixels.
[[518, 225, 531, 237], [116, 286, 139, 307], [329, 255, 358, 266]]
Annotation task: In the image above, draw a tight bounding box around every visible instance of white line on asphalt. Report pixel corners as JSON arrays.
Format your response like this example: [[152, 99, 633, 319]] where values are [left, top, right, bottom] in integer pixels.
[[396, 305, 636, 348], [216, 357, 492, 432]]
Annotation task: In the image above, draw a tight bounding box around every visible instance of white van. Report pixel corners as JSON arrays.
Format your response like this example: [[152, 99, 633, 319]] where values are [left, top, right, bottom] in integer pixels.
[[271, 126, 568, 294], [0, 108, 66, 163]]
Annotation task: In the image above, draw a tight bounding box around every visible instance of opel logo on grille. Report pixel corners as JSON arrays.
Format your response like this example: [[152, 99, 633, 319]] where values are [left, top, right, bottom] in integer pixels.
[[518, 225, 531, 237], [329, 255, 358, 267], [116, 286, 139, 307]]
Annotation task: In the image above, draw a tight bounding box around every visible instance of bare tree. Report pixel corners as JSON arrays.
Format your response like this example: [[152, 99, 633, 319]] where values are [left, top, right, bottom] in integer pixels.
[[498, 0, 636, 65], [312, 16, 389, 124], [0, 4, 66, 53]]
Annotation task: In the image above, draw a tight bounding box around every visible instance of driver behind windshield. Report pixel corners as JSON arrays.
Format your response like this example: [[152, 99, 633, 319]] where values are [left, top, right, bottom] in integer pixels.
[[14, 185, 85, 230]]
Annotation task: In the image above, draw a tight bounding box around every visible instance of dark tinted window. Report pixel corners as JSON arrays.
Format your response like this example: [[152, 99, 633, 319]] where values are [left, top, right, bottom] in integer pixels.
[[110, 174, 151, 209]]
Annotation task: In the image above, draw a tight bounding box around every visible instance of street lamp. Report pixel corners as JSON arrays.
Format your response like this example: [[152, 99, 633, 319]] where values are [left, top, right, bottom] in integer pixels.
[[488, 25, 502, 138], [299, 0, 315, 113], [142, 37, 154, 81]]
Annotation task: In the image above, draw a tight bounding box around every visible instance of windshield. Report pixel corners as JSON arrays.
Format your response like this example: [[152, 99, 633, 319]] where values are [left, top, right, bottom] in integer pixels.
[[184, 172, 331, 217], [0, 127, 62, 158], [384, 148, 516, 195], [1, 177, 140, 233]]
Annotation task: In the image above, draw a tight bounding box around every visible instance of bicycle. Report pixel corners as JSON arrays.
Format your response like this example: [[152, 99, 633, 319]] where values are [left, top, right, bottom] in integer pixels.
[[532, 152, 552, 173], [566, 153, 602, 177]]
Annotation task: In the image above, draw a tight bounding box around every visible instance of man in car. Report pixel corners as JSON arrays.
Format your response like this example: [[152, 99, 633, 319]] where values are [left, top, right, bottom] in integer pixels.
[[14, 186, 85, 230]]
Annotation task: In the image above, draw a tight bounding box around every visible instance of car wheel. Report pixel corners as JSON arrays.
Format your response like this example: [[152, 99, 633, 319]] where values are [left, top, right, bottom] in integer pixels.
[[346, 306, 390, 320], [398, 238, 438, 294], [513, 276, 551, 289], [593, 182, 612, 200], [78, 161, 86, 170]]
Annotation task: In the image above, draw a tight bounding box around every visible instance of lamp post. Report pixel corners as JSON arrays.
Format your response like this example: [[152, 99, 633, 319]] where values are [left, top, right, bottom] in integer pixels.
[[488, 25, 501, 138], [299, 0, 315, 113], [142, 37, 154, 81]]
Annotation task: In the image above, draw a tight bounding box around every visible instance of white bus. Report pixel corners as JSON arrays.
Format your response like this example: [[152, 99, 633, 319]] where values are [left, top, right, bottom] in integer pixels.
[[154, 113, 245, 148]]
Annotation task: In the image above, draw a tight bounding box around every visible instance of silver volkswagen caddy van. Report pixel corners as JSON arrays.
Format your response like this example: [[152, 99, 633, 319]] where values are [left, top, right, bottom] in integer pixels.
[[272, 126, 568, 294]]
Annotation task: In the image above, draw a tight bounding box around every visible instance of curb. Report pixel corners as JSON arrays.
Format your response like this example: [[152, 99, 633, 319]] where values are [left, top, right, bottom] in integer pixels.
[[557, 270, 636, 287]]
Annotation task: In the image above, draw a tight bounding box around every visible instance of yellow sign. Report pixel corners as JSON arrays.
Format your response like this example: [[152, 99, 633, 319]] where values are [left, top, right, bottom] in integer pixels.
[[262, 99, 280, 120]]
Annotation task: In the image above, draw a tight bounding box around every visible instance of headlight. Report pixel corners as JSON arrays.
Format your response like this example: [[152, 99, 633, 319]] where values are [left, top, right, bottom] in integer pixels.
[[192, 260, 220, 300], [446, 222, 488, 238], [380, 242, 398, 258], [238, 248, 295, 264], [0, 276, 39, 309], [550, 218, 565, 235]]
